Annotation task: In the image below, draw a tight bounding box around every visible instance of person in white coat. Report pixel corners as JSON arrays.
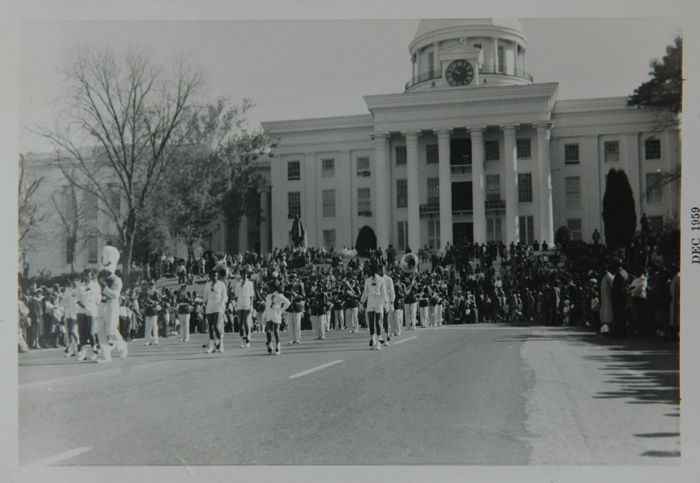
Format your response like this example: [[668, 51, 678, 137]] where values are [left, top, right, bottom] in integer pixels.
[[203, 270, 228, 353], [361, 263, 388, 350], [234, 268, 255, 348], [381, 265, 395, 346], [262, 282, 290, 355], [95, 246, 128, 362]]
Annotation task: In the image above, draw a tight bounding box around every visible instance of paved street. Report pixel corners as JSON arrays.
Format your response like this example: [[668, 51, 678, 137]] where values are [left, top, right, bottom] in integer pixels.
[[18, 324, 679, 467]]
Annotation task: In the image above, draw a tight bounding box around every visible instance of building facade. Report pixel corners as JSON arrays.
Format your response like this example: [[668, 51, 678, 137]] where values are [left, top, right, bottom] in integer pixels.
[[259, 19, 680, 254]]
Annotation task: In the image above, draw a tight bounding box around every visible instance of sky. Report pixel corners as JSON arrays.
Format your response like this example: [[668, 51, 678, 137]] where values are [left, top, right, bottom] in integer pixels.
[[19, 17, 682, 153]]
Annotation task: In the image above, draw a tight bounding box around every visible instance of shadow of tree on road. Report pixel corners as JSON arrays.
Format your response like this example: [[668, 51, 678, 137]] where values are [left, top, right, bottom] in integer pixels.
[[493, 326, 679, 407]]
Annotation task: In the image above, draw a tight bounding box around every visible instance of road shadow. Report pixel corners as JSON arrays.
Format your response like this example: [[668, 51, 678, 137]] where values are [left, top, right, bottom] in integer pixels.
[[493, 326, 679, 407]]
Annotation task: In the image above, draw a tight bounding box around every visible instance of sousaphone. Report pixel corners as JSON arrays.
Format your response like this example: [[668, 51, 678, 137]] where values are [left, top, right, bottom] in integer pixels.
[[400, 252, 419, 273]]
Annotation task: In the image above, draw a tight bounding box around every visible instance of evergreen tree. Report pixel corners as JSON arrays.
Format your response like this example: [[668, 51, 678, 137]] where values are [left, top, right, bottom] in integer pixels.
[[602, 169, 637, 251], [627, 36, 682, 113]]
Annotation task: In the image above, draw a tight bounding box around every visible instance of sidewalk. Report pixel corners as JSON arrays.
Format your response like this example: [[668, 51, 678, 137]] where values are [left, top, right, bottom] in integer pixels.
[[517, 327, 680, 465]]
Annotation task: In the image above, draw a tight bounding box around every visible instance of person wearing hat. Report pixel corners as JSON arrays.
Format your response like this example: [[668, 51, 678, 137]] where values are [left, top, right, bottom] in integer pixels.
[[94, 246, 128, 362], [285, 275, 305, 344], [360, 262, 388, 350], [262, 281, 290, 355], [234, 267, 255, 348], [203, 269, 228, 353], [380, 263, 395, 346], [140, 279, 162, 346]]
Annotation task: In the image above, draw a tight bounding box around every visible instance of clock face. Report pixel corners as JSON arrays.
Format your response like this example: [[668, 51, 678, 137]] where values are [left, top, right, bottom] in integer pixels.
[[445, 60, 474, 86]]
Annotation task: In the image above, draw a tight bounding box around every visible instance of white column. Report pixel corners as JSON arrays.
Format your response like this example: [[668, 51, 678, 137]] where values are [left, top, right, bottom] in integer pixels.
[[469, 127, 487, 244], [373, 132, 391, 251], [535, 122, 554, 245], [238, 214, 248, 254], [404, 130, 421, 252], [492, 37, 499, 70], [258, 186, 270, 255], [436, 129, 453, 251], [303, 152, 317, 246], [501, 124, 519, 244]]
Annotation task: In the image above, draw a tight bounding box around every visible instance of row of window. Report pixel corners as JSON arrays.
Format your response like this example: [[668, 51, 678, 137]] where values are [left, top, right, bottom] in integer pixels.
[[287, 157, 371, 181], [563, 173, 664, 209], [287, 139, 663, 181], [293, 171, 665, 220], [564, 139, 661, 165]]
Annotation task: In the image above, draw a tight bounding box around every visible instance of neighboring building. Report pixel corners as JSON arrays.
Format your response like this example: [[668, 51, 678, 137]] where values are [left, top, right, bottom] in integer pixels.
[[259, 18, 680, 253], [19, 149, 271, 278]]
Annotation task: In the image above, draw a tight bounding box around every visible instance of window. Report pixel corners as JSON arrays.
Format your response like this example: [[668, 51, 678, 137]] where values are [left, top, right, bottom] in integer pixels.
[[646, 173, 664, 203], [88, 237, 98, 264], [473, 43, 482, 49], [66, 237, 74, 265], [519, 216, 535, 245], [485, 140, 500, 161], [648, 215, 664, 232], [517, 138, 531, 159], [497, 45, 505, 73], [428, 220, 440, 250], [518, 173, 533, 203], [426, 144, 439, 164], [427, 178, 440, 206], [487, 218, 502, 242], [288, 192, 301, 218], [287, 160, 300, 180], [396, 146, 407, 166], [567, 219, 582, 241], [396, 179, 408, 209], [565, 177, 581, 208], [358, 188, 371, 216], [486, 175, 501, 202], [322, 158, 334, 178], [397, 221, 408, 252], [322, 190, 335, 218], [645, 139, 661, 159], [85, 192, 98, 222], [428, 51, 435, 76], [564, 144, 580, 164], [604, 141, 620, 162], [323, 230, 336, 250], [356, 156, 370, 176]]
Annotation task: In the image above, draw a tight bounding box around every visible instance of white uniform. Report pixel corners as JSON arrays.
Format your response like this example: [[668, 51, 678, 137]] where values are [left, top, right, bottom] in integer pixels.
[[97, 274, 127, 361]]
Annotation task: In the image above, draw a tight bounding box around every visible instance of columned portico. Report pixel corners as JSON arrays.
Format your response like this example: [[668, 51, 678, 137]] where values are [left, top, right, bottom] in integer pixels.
[[372, 132, 391, 250], [535, 121, 554, 244], [404, 130, 421, 252], [469, 127, 487, 244], [501, 124, 519, 244], [436, 128, 453, 251]]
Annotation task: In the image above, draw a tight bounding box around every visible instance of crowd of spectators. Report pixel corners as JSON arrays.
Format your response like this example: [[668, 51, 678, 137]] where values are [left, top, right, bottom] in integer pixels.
[[18, 227, 680, 353]]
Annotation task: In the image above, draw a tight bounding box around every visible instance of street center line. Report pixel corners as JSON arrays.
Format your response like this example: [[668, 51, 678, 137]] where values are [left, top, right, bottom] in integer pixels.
[[393, 336, 418, 345], [29, 446, 93, 467], [290, 360, 344, 379]]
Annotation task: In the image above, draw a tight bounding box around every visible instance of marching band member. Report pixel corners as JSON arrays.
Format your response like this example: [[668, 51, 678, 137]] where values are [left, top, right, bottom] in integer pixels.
[[360, 263, 387, 350]]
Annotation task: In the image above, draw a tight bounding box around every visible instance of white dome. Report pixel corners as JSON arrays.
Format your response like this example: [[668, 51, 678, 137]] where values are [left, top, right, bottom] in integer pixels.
[[414, 18, 524, 40]]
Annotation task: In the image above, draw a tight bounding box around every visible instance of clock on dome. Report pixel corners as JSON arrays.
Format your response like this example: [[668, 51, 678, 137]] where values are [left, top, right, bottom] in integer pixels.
[[445, 60, 474, 86]]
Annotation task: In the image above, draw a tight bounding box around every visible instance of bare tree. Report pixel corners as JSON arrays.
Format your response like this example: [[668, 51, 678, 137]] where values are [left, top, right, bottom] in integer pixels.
[[34, 47, 204, 278], [18, 154, 47, 271]]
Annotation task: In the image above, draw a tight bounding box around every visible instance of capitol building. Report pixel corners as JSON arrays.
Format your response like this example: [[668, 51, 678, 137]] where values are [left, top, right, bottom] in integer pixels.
[[231, 18, 679, 255]]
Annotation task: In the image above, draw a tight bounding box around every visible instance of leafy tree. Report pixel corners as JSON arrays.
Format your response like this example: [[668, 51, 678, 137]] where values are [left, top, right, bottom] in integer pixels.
[[627, 36, 682, 114], [34, 47, 204, 278], [602, 168, 637, 251], [153, 97, 273, 250]]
